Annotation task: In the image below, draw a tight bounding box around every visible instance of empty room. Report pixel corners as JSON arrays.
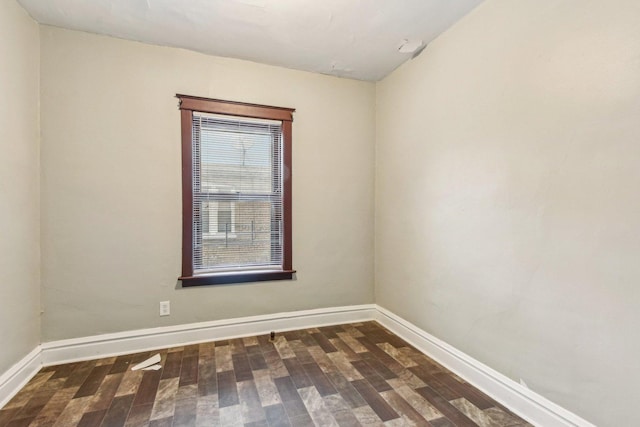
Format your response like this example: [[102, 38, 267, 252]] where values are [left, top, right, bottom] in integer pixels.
[[1, 0, 638, 426]]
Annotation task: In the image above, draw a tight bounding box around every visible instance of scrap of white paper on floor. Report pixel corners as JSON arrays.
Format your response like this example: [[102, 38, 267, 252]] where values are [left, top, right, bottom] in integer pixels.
[[130, 353, 161, 371], [141, 364, 162, 370]]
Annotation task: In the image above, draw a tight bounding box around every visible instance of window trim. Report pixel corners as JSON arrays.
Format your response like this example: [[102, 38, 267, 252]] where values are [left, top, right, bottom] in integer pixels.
[[177, 94, 295, 286]]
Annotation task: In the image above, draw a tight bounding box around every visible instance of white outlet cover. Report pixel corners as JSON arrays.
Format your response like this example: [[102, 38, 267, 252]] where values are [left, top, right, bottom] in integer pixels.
[[160, 301, 170, 316]]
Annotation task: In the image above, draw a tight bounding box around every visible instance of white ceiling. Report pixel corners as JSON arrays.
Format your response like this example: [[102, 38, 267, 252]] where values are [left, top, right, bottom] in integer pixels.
[[17, 0, 483, 81]]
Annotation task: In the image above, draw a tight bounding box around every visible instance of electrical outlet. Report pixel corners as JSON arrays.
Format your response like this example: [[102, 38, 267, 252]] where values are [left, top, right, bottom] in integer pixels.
[[159, 301, 170, 316]]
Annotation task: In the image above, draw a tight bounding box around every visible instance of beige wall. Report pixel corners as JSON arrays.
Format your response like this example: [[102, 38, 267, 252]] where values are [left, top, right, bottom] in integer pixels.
[[40, 26, 375, 341], [375, 1, 640, 425], [0, 1, 41, 373]]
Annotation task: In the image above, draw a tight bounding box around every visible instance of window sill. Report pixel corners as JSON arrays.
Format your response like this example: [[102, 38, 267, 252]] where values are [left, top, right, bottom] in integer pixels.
[[179, 269, 295, 287]]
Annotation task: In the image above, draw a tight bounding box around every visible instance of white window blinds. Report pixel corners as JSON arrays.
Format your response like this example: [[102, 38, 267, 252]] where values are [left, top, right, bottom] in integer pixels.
[[192, 112, 284, 273]]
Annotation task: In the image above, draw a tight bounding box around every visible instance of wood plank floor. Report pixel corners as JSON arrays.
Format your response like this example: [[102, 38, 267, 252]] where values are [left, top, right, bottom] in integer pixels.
[[0, 322, 532, 426]]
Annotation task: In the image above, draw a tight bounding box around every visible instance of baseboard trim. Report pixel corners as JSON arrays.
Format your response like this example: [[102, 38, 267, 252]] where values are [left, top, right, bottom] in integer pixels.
[[40, 304, 377, 366], [0, 347, 42, 409], [374, 305, 595, 427], [1, 303, 593, 427]]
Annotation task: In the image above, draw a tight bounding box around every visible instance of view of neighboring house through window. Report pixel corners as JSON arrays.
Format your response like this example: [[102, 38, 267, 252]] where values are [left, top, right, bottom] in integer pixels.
[[202, 202, 210, 233], [216, 203, 232, 233], [177, 95, 295, 286]]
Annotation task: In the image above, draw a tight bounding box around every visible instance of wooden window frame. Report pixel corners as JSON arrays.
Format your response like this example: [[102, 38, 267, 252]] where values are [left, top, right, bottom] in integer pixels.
[[177, 94, 295, 286]]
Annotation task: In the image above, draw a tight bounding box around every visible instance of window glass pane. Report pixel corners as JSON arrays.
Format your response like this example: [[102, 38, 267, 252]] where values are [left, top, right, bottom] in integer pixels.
[[200, 127, 274, 194], [201, 200, 278, 268]]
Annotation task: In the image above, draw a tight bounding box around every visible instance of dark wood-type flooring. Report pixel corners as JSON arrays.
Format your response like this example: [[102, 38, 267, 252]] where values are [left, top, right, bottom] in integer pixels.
[[0, 322, 532, 426]]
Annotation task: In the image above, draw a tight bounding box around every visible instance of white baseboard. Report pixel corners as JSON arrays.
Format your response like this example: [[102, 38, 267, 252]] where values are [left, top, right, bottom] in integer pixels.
[[0, 347, 42, 409], [1, 303, 593, 427], [40, 304, 377, 366], [374, 305, 595, 427]]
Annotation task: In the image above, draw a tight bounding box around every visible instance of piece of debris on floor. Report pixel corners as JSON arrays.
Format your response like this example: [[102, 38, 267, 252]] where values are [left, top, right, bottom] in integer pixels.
[[130, 353, 161, 371]]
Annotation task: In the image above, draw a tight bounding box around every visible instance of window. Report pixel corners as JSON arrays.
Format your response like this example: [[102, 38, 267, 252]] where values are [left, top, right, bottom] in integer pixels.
[[177, 94, 295, 286]]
